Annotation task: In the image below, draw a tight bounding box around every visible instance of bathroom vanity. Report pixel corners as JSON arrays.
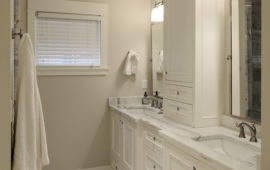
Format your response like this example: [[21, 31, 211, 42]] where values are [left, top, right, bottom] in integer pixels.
[[109, 97, 261, 170]]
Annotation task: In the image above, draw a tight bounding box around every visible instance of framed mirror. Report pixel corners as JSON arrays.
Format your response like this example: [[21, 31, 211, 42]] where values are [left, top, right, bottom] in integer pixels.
[[152, 23, 164, 97], [231, 0, 261, 122]]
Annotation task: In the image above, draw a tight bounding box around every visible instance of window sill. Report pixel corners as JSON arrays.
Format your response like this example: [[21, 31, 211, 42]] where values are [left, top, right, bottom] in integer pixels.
[[36, 66, 110, 76]]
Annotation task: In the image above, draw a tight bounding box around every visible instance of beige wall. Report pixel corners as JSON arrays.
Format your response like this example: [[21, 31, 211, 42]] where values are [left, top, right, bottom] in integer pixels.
[[261, 0, 270, 169], [20, 0, 152, 169], [0, 0, 12, 169]]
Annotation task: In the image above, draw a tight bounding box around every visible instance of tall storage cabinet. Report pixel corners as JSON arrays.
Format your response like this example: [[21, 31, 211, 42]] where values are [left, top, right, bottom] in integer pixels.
[[164, 0, 225, 127]]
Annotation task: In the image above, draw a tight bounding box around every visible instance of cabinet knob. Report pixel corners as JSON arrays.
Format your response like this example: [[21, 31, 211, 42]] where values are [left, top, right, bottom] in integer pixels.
[[165, 71, 168, 75], [177, 107, 180, 111], [193, 166, 196, 170], [120, 120, 124, 125], [153, 165, 156, 169], [153, 137, 156, 141], [177, 91, 180, 95]]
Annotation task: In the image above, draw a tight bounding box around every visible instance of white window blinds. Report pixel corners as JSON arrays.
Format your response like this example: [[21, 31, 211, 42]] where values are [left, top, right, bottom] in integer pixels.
[[35, 12, 101, 66]]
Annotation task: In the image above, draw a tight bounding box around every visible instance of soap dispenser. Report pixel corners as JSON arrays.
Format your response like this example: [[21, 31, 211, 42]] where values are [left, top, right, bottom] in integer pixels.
[[142, 92, 149, 105]]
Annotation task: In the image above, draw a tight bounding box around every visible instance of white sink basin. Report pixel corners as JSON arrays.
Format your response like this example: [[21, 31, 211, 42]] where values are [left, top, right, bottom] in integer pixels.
[[124, 106, 160, 115], [193, 135, 260, 169]]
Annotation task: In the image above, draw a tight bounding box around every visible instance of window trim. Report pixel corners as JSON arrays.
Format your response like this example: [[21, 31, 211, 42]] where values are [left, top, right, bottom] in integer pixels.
[[36, 66, 110, 76], [35, 12, 102, 67], [28, 0, 109, 76]]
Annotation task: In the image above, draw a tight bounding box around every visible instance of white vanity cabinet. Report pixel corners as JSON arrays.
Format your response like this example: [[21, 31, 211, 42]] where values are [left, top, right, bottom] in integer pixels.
[[111, 112, 121, 162], [109, 103, 232, 170], [164, 143, 215, 170], [145, 155, 163, 170], [164, 0, 225, 127], [142, 128, 164, 170], [122, 120, 136, 170], [111, 111, 137, 170]]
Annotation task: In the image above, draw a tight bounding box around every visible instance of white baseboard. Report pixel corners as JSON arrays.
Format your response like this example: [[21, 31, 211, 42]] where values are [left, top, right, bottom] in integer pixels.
[[77, 165, 111, 170]]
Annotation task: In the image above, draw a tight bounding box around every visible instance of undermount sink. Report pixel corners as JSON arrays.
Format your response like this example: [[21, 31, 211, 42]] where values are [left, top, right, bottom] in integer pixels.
[[123, 105, 161, 115], [193, 135, 260, 169]]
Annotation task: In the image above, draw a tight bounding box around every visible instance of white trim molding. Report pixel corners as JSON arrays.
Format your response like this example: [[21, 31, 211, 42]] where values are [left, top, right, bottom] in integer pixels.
[[37, 66, 109, 76]]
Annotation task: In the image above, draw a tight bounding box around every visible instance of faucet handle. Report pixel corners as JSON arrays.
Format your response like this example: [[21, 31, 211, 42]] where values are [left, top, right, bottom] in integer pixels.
[[238, 125, 246, 138], [236, 122, 246, 138], [251, 123, 257, 134]]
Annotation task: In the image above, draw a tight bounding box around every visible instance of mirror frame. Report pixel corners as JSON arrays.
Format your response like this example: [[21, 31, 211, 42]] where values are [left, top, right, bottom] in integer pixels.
[[229, 0, 261, 124]]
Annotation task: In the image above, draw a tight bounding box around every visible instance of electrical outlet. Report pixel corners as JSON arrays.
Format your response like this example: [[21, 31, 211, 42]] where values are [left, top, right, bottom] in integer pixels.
[[142, 79, 147, 89]]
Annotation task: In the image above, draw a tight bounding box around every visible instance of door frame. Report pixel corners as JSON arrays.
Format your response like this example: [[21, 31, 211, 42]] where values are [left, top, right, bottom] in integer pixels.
[[0, 0, 13, 169]]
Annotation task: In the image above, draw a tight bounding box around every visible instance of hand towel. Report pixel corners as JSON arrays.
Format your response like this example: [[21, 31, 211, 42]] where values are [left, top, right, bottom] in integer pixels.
[[156, 50, 164, 74], [123, 50, 140, 75], [13, 34, 50, 170]]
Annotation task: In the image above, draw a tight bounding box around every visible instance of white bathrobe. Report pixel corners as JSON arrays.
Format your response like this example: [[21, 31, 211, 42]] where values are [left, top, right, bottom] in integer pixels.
[[13, 34, 50, 170]]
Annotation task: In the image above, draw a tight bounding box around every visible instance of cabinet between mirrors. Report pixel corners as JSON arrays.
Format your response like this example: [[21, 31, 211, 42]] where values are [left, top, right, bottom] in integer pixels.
[[163, 0, 225, 127]]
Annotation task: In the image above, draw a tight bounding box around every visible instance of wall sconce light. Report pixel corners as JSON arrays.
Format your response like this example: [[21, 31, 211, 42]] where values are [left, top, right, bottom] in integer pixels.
[[151, 1, 164, 23]]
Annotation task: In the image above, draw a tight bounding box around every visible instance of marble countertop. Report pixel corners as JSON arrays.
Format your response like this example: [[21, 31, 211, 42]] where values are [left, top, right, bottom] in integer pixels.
[[108, 96, 261, 170]]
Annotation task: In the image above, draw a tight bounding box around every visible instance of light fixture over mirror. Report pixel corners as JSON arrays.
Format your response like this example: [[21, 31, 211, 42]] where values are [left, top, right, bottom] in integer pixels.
[[151, 1, 164, 23]]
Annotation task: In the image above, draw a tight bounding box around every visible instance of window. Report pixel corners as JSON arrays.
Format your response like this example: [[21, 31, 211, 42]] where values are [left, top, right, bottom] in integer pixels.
[[36, 12, 101, 67], [28, 0, 108, 75]]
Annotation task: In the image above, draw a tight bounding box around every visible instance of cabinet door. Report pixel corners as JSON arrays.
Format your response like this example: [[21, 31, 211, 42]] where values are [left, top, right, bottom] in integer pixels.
[[122, 120, 135, 170], [168, 153, 196, 170], [164, 0, 194, 83], [164, 99, 193, 126], [166, 146, 216, 170], [111, 113, 122, 160], [112, 163, 124, 170], [195, 161, 215, 170], [145, 154, 162, 170]]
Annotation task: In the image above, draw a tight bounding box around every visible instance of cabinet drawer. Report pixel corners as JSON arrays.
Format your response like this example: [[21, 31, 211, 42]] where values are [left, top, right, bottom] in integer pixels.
[[165, 84, 193, 104], [167, 144, 215, 170], [164, 99, 193, 125], [144, 145, 163, 166], [145, 154, 162, 170], [111, 156, 124, 170], [144, 131, 163, 154]]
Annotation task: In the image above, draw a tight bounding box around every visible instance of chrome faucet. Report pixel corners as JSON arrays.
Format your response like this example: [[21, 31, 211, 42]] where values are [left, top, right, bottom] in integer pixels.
[[236, 122, 257, 142]]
